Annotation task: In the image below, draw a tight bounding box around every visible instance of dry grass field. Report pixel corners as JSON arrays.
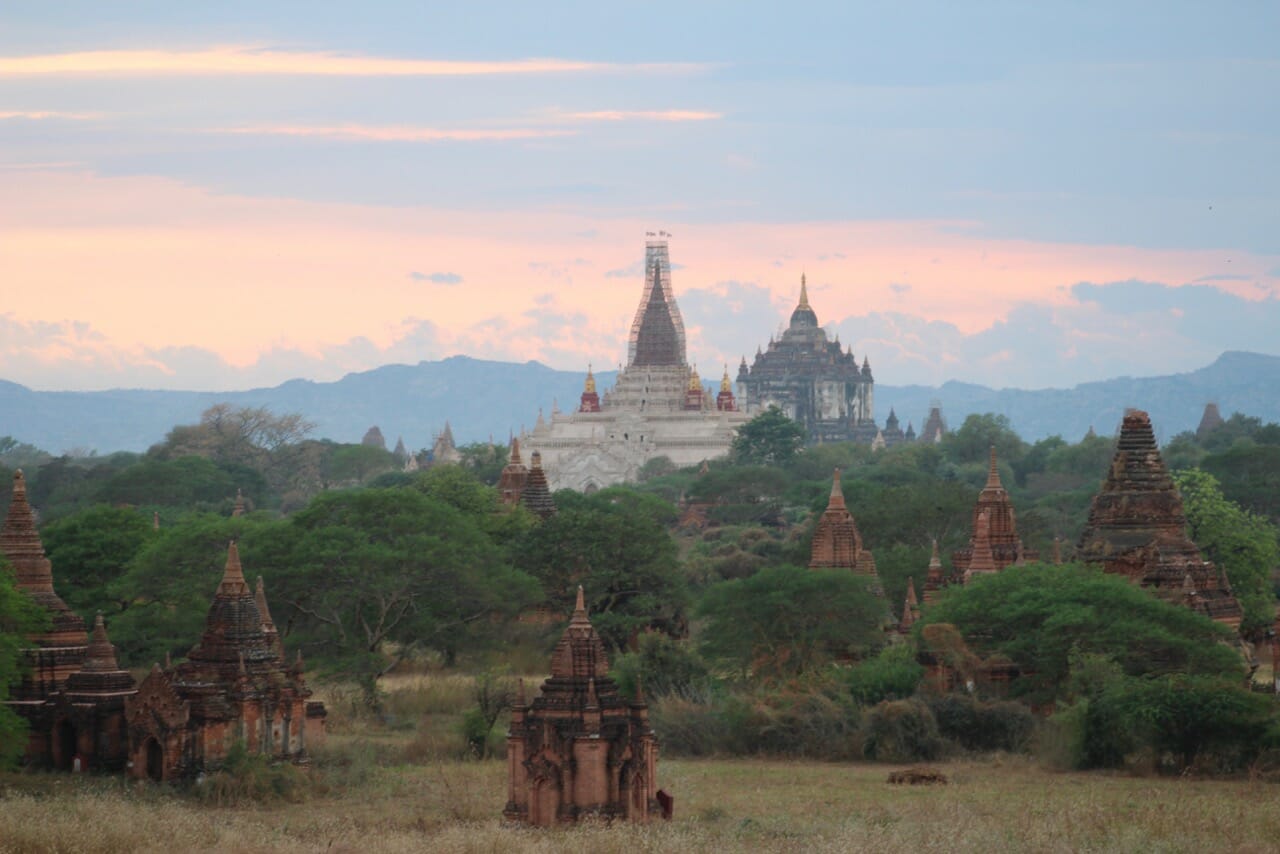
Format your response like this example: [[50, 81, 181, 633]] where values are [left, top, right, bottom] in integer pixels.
[[3, 751, 1280, 853], [3, 673, 1278, 853]]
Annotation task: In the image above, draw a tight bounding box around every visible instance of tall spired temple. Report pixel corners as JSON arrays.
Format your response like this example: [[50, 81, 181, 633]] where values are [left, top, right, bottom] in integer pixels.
[[524, 239, 749, 491], [125, 542, 325, 780], [737, 275, 877, 443], [2, 469, 137, 769], [809, 469, 884, 597], [504, 587, 666, 825], [1076, 410, 1243, 629], [952, 446, 1037, 579]]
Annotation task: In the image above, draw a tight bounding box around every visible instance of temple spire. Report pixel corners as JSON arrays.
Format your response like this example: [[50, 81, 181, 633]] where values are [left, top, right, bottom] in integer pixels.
[[827, 467, 846, 510], [82, 612, 121, 673], [798, 272, 810, 309], [218, 540, 249, 596], [985, 445, 1003, 490]]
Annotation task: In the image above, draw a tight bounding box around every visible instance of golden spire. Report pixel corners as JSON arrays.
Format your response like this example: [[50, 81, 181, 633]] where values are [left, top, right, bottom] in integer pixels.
[[584, 364, 596, 394], [798, 272, 810, 309], [721, 365, 732, 393], [687, 364, 701, 391]]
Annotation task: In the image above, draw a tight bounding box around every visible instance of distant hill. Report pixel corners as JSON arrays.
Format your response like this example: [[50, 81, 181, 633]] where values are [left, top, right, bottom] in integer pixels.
[[1, 351, 1278, 455]]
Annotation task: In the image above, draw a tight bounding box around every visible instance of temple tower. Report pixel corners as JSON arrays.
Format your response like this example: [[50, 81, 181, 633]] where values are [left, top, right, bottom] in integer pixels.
[[809, 469, 884, 596], [952, 446, 1037, 575], [125, 542, 323, 780], [579, 366, 601, 413], [922, 539, 945, 607], [627, 241, 686, 368], [2, 470, 89, 762], [53, 614, 137, 771], [498, 437, 530, 506], [504, 588, 666, 825], [520, 451, 557, 519], [1076, 409, 1242, 629]]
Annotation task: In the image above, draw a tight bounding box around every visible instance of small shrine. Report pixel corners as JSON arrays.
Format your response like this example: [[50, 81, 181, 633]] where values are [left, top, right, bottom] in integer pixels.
[[504, 588, 667, 825]]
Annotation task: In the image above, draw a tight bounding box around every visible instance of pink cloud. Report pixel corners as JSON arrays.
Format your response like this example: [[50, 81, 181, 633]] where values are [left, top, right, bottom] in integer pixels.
[[0, 47, 707, 77], [558, 110, 723, 122], [1, 167, 1277, 388], [220, 124, 576, 142]]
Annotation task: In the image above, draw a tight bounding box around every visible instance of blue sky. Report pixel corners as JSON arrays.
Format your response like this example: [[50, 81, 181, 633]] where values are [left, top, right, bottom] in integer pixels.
[[0, 2, 1277, 390]]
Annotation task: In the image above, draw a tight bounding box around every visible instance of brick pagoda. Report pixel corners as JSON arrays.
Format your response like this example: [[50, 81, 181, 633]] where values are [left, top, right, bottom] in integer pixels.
[[504, 587, 666, 825], [1076, 409, 1243, 629], [953, 446, 1037, 578], [125, 542, 324, 780], [809, 468, 883, 595]]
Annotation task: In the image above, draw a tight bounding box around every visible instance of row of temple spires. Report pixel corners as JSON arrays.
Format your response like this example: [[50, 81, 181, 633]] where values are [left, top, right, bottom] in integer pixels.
[[807, 408, 1244, 635]]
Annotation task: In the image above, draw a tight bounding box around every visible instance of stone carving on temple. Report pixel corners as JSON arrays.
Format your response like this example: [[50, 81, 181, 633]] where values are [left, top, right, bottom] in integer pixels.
[[504, 588, 667, 825]]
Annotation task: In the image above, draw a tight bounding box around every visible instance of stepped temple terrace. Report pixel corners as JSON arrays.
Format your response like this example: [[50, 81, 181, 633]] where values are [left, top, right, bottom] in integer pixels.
[[505, 587, 668, 825], [523, 239, 749, 491], [1076, 409, 1242, 629]]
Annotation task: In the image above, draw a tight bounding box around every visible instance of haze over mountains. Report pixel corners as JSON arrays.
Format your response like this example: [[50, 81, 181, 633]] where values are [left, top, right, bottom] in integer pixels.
[[1, 351, 1277, 456]]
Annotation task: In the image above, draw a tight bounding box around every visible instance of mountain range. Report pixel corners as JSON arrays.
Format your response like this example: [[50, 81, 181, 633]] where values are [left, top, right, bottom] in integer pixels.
[[1, 351, 1277, 455]]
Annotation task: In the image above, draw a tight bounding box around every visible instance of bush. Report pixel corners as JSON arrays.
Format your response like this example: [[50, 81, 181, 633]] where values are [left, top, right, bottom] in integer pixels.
[[860, 698, 943, 762], [611, 632, 713, 702], [847, 644, 924, 706], [195, 742, 307, 805], [651, 688, 862, 760], [924, 694, 1035, 753]]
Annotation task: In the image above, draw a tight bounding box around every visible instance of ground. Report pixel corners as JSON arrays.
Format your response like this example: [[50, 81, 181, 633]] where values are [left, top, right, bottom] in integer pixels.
[[2, 753, 1280, 853]]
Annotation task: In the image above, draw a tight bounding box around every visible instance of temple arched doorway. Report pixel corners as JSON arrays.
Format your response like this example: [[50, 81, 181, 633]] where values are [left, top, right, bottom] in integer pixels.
[[55, 719, 77, 770], [144, 737, 164, 781]]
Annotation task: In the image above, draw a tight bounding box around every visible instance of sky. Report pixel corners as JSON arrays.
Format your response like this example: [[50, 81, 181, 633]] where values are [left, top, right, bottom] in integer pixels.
[[1, 2, 1278, 392]]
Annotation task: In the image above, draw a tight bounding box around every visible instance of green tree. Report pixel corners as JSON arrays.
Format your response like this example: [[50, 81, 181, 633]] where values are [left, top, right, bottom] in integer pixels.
[[40, 505, 154, 617], [274, 488, 538, 703], [321, 444, 397, 487], [731, 406, 806, 466], [0, 560, 50, 768], [457, 442, 507, 486], [699, 565, 887, 679], [1202, 443, 1280, 523], [942, 413, 1026, 468], [109, 513, 278, 666], [1173, 468, 1279, 635], [919, 563, 1243, 703], [514, 487, 686, 650]]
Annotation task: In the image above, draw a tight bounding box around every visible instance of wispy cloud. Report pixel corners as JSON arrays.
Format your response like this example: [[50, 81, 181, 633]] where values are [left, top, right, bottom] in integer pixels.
[[0, 47, 707, 77], [558, 110, 723, 122], [220, 124, 575, 143], [410, 271, 463, 285], [0, 110, 102, 120]]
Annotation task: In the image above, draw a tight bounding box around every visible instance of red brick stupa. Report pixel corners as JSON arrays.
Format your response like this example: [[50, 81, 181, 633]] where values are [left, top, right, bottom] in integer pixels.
[[809, 469, 883, 595], [125, 542, 324, 780], [520, 451, 557, 519], [504, 587, 666, 825], [498, 437, 530, 506], [1, 470, 93, 763], [1076, 409, 1242, 629], [953, 446, 1037, 577], [53, 613, 137, 771]]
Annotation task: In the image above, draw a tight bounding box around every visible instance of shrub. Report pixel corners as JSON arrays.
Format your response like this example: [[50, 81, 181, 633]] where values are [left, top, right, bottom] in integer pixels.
[[925, 694, 1035, 753], [860, 698, 943, 762], [195, 742, 307, 805], [847, 644, 924, 706], [611, 632, 713, 702]]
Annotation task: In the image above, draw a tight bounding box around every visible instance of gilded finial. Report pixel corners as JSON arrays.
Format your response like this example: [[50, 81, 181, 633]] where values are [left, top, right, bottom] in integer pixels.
[[584, 364, 596, 394], [798, 272, 810, 309]]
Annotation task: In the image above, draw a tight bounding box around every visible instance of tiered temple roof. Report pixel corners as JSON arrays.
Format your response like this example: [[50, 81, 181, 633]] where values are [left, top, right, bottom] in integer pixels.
[[1076, 409, 1242, 629], [1196, 402, 1225, 439], [2, 470, 87, 702], [738, 275, 876, 444], [498, 437, 530, 506], [808, 469, 883, 596], [519, 451, 557, 519], [505, 587, 664, 825], [953, 446, 1037, 577], [920, 405, 947, 443]]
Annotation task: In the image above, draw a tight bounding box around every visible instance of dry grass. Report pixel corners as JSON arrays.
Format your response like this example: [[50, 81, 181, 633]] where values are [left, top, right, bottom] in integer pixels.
[[3, 756, 1280, 853]]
